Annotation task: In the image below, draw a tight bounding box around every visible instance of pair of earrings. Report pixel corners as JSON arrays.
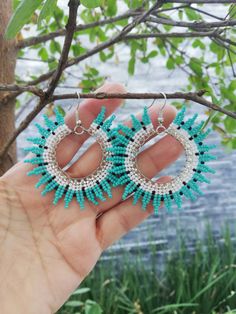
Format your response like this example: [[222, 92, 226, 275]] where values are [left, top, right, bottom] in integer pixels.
[[24, 94, 216, 214]]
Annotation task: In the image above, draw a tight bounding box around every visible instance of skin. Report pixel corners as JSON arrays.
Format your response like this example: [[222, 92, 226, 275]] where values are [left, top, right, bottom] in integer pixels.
[[0, 83, 183, 314]]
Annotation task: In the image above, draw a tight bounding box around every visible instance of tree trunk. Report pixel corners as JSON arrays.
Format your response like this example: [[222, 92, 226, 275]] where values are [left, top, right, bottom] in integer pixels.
[[0, 1, 17, 175]]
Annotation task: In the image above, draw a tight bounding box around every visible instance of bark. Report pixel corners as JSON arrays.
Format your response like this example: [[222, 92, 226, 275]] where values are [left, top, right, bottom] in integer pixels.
[[0, 0, 17, 175]]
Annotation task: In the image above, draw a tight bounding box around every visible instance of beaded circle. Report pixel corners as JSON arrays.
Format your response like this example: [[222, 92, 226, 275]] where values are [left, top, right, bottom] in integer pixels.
[[108, 106, 216, 214], [24, 107, 117, 208]]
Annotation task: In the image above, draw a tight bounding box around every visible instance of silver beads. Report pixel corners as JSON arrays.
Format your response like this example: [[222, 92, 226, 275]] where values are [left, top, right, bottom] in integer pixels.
[[43, 123, 112, 191]]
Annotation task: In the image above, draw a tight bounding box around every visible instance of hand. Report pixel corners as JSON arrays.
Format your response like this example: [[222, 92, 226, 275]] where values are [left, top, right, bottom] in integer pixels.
[[0, 82, 182, 314]]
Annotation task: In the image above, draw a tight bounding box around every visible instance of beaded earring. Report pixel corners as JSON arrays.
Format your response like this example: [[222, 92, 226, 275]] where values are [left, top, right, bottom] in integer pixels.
[[108, 93, 216, 214], [24, 96, 118, 209]]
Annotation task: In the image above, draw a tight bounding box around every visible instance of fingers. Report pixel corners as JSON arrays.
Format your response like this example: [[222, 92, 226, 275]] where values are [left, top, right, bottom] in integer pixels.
[[56, 82, 126, 168], [96, 176, 171, 251]]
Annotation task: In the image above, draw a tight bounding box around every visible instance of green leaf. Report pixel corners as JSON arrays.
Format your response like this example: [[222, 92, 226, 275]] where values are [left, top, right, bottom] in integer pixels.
[[38, 47, 48, 61], [72, 44, 87, 57], [13, 0, 21, 10], [147, 50, 158, 58], [81, 0, 102, 8], [56, 105, 65, 117], [50, 40, 61, 54], [106, 0, 117, 16], [229, 4, 236, 19], [185, 7, 201, 21], [38, 0, 58, 25], [175, 55, 184, 65], [178, 9, 183, 20], [85, 302, 103, 314], [99, 51, 107, 62], [210, 42, 219, 53], [229, 79, 236, 92], [166, 57, 175, 70], [189, 57, 203, 76], [89, 67, 99, 76], [15, 99, 21, 109], [192, 39, 205, 50], [65, 300, 83, 307], [128, 57, 135, 75], [124, 0, 143, 9], [224, 117, 236, 133], [99, 49, 114, 62], [48, 60, 58, 70], [72, 287, 90, 295], [5, 0, 43, 39]]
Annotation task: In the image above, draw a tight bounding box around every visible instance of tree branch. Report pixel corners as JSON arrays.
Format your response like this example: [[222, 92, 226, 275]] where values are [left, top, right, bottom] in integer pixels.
[[0, 84, 44, 97], [45, 0, 79, 97], [147, 16, 236, 29], [50, 91, 236, 119], [125, 30, 218, 40], [16, 9, 139, 49]]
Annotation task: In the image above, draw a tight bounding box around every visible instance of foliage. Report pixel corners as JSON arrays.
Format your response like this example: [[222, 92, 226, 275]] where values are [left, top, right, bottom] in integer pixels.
[[6, 1, 236, 149], [64, 288, 103, 314], [57, 225, 236, 314]]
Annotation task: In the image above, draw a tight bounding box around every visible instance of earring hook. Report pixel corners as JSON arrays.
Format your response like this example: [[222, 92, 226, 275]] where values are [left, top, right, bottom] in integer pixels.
[[157, 92, 167, 125], [148, 92, 167, 132], [148, 92, 167, 111], [159, 92, 167, 115], [75, 92, 81, 126], [73, 91, 86, 135]]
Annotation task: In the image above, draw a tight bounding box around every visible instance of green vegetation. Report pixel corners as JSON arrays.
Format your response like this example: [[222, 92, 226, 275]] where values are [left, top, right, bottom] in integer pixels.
[[57, 225, 236, 314]]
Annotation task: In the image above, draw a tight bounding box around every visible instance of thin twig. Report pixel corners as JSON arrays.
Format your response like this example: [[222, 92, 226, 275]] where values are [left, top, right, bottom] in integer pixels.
[[189, 6, 226, 21], [50, 91, 236, 119], [147, 16, 236, 29], [16, 9, 139, 49], [125, 30, 217, 40], [0, 84, 44, 97], [45, 0, 80, 96]]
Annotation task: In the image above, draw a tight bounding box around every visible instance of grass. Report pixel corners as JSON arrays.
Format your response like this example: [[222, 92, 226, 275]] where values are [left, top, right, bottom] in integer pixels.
[[57, 224, 236, 314]]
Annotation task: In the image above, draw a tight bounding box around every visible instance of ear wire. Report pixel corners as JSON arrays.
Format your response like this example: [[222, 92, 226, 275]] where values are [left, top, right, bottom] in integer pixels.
[[148, 92, 167, 132], [75, 91, 81, 127]]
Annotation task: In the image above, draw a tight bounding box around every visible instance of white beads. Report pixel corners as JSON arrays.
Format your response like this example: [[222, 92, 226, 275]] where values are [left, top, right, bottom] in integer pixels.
[[43, 124, 112, 190], [124, 124, 199, 194]]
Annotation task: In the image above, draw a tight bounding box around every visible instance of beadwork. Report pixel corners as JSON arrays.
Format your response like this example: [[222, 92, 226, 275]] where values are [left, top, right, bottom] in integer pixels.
[[24, 107, 117, 208], [108, 106, 216, 214]]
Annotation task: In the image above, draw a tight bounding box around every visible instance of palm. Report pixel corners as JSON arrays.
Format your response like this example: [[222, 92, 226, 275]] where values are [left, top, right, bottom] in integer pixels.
[[1, 160, 103, 311], [0, 83, 181, 313]]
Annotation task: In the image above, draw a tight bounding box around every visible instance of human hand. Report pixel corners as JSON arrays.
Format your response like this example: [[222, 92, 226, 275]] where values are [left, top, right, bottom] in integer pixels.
[[0, 82, 182, 314]]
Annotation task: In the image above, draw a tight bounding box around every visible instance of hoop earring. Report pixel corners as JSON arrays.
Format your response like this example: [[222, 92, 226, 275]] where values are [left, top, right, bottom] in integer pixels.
[[109, 94, 216, 214], [24, 94, 117, 209]]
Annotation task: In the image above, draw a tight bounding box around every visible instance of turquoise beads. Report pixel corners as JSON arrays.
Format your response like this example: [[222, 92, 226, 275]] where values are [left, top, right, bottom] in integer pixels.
[[24, 107, 117, 209], [108, 106, 216, 214]]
